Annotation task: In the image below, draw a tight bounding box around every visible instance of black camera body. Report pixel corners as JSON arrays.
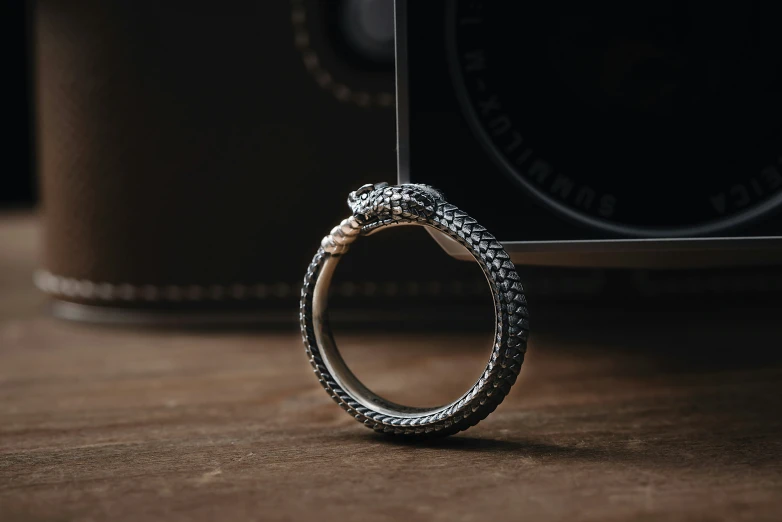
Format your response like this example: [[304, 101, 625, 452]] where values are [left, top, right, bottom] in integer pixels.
[[395, 1, 782, 266]]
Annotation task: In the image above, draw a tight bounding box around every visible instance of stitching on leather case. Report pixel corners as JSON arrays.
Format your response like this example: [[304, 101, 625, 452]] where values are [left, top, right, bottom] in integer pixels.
[[291, 0, 394, 108], [33, 270, 490, 302], [34, 270, 603, 302]]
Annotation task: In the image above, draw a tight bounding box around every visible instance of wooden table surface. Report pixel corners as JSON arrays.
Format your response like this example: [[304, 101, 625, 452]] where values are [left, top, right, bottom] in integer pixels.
[[1, 214, 781, 522]]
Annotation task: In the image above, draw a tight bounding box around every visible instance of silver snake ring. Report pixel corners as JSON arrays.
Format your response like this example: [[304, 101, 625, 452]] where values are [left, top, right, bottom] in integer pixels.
[[300, 183, 530, 437]]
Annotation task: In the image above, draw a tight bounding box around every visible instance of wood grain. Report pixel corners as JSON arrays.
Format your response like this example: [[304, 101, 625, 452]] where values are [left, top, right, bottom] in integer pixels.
[[1, 214, 781, 522]]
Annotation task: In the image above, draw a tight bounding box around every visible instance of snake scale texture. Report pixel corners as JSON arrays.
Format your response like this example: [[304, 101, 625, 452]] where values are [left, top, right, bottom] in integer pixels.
[[300, 183, 529, 437]]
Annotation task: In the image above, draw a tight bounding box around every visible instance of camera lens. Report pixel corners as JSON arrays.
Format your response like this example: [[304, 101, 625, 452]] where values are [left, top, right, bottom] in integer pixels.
[[450, 1, 782, 237]]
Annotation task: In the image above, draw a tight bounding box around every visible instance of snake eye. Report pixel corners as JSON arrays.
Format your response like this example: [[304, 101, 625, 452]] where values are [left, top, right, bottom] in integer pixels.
[[353, 183, 375, 197]]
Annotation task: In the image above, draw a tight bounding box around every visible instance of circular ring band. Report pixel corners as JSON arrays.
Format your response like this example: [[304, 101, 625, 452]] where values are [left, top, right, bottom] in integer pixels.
[[300, 183, 530, 437]]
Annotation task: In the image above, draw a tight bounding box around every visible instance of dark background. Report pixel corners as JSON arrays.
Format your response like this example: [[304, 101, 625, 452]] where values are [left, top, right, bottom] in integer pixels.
[[9, 0, 782, 319], [4, 2, 35, 207]]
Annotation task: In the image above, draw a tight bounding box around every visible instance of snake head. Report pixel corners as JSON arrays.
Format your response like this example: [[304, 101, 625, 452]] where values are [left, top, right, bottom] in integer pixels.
[[347, 182, 389, 218], [347, 182, 445, 225]]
